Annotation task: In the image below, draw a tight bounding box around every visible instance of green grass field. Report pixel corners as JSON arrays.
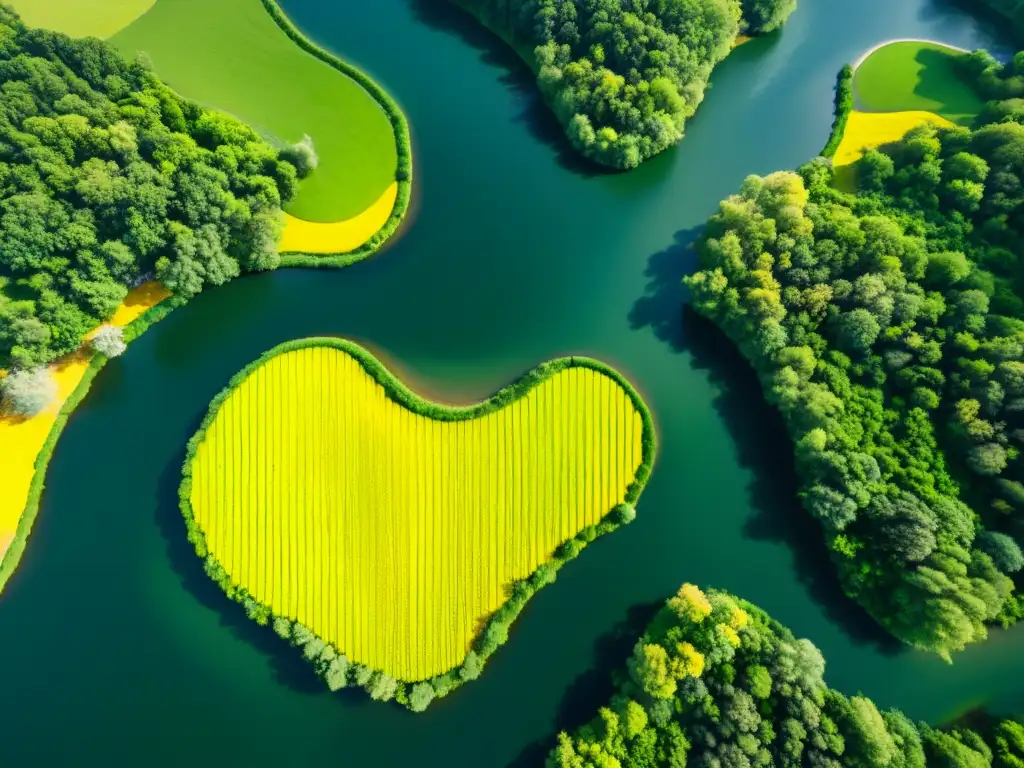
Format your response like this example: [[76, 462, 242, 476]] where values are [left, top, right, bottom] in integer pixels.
[[110, 0, 396, 222], [7, 0, 155, 39], [854, 41, 985, 126]]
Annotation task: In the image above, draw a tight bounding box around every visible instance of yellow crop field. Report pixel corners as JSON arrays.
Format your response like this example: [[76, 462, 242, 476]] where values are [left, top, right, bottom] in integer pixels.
[[187, 343, 647, 681], [278, 182, 398, 254], [833, 110, 954, 191], [834, 110, 954, 167]]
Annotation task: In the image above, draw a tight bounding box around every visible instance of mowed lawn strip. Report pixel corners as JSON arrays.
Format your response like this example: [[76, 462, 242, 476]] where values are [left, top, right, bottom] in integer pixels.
[[111, 0, 396, 222], [188, 342, 648, 682], [854, 41, 985, 125]]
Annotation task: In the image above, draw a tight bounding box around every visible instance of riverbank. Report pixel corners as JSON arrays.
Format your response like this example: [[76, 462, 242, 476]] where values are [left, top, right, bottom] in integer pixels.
[[828, 37, 983, 188], [0, 0, 1020, 761], [0, 282, 172, 589]]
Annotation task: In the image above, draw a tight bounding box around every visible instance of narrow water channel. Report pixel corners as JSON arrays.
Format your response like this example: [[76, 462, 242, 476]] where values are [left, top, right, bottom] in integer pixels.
[[0, 0, 1020, 764]]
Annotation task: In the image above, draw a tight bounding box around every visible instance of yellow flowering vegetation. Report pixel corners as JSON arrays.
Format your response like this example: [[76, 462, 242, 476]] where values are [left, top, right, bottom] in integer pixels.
[[556, 585, 761, 766], [730, 605, 749, 630], [717, 623, 741, 648], [667, 582, 713, 622], [187, 344, 646, 681], [673, 641, 705, 678], [832, 110, 955, 191], [0, 282, 170, 559], [278, 182, 398, 254]]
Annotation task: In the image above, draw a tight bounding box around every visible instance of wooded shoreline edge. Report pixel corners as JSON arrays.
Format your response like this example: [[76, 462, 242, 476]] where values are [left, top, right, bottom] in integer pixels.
[[178, 336, 656, 711], [0, 0, 413, 595], [0, 294, 182, 595]]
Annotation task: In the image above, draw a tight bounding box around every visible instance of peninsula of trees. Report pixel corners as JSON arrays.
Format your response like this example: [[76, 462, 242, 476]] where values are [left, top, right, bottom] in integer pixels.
[[0, 4, 301, 370], [452, 0, 796, 169], [549, 583, 1024, 767], [685, 69, 1024, 655]]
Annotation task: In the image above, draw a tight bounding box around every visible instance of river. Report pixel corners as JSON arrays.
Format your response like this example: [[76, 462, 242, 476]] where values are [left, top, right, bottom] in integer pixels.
[[0, 0, 1021, 763]]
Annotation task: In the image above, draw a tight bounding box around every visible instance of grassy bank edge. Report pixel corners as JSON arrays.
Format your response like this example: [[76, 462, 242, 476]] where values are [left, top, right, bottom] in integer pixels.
[[258, 0, 413, 266], [178, 336, 657, 711], [820, 64, 853, 158], [0, 0, 413, 594], [0, 294, 185, 595]]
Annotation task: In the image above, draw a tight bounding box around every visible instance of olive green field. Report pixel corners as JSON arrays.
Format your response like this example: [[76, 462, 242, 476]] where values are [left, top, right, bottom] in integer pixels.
[[6, 0, 154, 39], [854, 40, 986, 125], [109, 0, 397, 222]]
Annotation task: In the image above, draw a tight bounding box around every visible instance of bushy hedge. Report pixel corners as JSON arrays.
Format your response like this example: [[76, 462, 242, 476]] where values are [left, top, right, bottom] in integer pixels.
[[258, 0, 413, 266], [820, 64, 853, 158], [178, 336, 656, 711]]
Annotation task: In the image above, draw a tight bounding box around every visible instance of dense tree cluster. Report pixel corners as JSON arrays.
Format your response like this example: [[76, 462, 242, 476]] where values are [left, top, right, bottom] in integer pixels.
[[966, 0, 1024, 40], [549, 584, 1024, 768], [685, 111, 1024, 655], [0, 5, 300, 369], [455, 0, 796, 168], [956, 48, 1024, 104]]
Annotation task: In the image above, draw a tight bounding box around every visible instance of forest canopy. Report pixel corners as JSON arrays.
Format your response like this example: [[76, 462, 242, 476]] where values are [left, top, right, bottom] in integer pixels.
[[454, 0, 796, 169], [0, 4, 300, 369], [549, 583, 1024, 768], [684, 92, 1024, 655]]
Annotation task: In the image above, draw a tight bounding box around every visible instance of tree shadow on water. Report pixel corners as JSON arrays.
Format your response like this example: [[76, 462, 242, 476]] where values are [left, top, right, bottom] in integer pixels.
[[154, 433, 373, 704], [628, 227, 899, 653], [627, 226, 704, 352], [505, 601, 662, 768], [680, 307, 901, 656], [405, 0, 602, 177]]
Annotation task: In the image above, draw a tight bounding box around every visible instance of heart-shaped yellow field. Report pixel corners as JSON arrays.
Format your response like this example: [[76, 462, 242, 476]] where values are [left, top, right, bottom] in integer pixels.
[[182, 338, 653, 685]]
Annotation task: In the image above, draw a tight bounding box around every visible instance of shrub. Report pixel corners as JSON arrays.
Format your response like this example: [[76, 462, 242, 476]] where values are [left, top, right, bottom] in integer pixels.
[[324, 656, 350, 691], [280, 134, 319, 178], [978, 531, 1024, 573], [366, 671, 399, 702], [613, 503, 637, 524], [91, 326, 127, 358], [1, 368, 58, 417], [272, 616, 292, 640], [459, 651, 482, 682], [408, 682, 436, 712]]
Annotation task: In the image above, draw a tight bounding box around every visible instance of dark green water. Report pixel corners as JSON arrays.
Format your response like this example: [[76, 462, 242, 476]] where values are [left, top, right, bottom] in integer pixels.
[[1, 0, 1022, 763]]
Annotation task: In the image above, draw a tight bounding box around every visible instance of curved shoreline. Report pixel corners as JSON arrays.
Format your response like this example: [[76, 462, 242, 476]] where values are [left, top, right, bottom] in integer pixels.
[[0, 292, 180, 595], [851, 37, 968, 70], [0, 0, 413, 596], [178, 336, 657, 710], [257, 0, 413, 264]]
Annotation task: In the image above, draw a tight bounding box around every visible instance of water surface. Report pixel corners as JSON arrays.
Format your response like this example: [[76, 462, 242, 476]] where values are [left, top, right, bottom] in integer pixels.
[[0, 0, 1020, 764]]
